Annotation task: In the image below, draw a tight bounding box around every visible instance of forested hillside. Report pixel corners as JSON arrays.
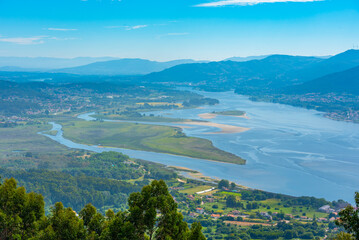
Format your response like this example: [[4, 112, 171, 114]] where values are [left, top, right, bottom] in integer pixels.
[[285, 65, 359, 95], [0, 177, 206, 240]]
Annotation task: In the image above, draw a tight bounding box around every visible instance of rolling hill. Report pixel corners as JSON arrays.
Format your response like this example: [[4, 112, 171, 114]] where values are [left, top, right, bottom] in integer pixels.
[[290, 49, 359, 81], [143, 55, 323, 90], [286, 65, 359, 95]]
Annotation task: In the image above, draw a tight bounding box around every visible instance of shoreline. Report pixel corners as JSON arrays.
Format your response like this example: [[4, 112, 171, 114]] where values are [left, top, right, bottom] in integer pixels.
[[175, 121, 250, 134], [198, 112, 250, 120], [169, 165, 250, 190]]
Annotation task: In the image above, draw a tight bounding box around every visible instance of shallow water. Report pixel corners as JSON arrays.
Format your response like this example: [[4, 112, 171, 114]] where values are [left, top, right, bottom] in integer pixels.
[[43, 90, 359, 202]]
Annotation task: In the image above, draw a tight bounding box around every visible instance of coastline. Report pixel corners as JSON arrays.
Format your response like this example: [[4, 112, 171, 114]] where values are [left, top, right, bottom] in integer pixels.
[[198, 112, 250, 120], [169, 165, 250, 190], [176, 120, 250, 134]]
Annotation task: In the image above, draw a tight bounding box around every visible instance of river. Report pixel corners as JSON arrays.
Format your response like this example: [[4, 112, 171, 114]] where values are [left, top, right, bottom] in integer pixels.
[[41, 90, 359, 202]]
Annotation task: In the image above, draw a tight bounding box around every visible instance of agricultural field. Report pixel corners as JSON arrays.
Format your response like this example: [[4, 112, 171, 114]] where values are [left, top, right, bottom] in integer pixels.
[[166, 176, 340, 240]]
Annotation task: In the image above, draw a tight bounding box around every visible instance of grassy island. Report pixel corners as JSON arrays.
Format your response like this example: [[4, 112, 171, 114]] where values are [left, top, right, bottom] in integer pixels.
[[62, 120, 246, 165]]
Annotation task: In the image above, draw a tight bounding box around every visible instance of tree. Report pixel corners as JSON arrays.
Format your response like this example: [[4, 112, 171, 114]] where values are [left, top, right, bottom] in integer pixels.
[[226, 195, 237, 208], [127, 179, 189, 240], [218, 179, 229, 189], [0, 178, 45, 240], [336, 192, 359, 240], [40, 202, 87, 240], [0, 177, 206, 240], [79, 203, 97, 227], [336, 232, 355, 240], [188, 222, 206, 240], [230, 182, 236, 190]]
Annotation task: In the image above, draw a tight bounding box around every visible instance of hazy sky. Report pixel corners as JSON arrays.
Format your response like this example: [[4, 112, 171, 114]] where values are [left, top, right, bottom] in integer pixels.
[[0, 0, 358, 60]]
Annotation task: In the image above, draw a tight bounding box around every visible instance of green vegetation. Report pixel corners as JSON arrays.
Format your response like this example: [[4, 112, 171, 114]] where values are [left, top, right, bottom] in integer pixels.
[[179, 185, 213, 195], [0, 152, 178, 213], [167, 176, 346, 239], [0, 149, 348, 240], [0, 177, 206, 240], [94, 112, 187, 122], [0, 123, 69, 168], [62, 120, 246, 164], [335, 192, 359, 239]]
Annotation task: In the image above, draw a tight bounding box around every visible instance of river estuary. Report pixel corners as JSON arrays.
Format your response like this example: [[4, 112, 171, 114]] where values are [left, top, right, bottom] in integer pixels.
[[41, 90, 359, 202]]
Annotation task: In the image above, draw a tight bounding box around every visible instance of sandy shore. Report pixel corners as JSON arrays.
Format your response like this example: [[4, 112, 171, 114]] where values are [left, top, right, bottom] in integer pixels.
[[169, 165, 250, 190], [198, 113, 217, 119], [176, 121, 250, 134], [198, 112, 250, 120], [238, 113, 250, 120]]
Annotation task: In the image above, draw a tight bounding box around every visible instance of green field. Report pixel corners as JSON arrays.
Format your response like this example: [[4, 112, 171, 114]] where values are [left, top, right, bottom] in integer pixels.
[[62, 120, 246, 164], [0, 124, 67, 156], [179, 185, 214, 195], [0, 124, 70, 169], [94, 113, 189, 123]]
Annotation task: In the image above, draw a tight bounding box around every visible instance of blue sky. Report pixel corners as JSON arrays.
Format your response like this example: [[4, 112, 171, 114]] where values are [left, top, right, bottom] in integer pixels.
[[0, 0, 358, 60]]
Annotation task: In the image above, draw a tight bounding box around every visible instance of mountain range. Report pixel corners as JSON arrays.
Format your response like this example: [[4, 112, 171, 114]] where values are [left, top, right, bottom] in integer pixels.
[[0, 57, 119, 70], [286, 65, 359, 95], [53, 59, 205, 75], [143, 49, 359, 94], [1, 50, 358, 95]]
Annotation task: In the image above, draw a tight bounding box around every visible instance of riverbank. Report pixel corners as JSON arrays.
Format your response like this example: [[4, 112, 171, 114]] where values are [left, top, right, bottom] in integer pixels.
[[176, 121, 250, 134], [198, 110, 250, 120]]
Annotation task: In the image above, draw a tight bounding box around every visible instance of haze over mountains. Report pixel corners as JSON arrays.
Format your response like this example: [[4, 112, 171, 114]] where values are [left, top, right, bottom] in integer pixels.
[[0, 57, 119, 70], [143, 55, 323, 90], [0, 49, 358, 95], [53, 59, 205, 75], [143, 49, 359, 94]]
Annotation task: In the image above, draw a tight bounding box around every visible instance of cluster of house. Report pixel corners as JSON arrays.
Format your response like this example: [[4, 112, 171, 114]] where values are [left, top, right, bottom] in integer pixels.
[[189, 209, 251, 221], [318, 205, 336, 214], [186, 194, 215, 203]]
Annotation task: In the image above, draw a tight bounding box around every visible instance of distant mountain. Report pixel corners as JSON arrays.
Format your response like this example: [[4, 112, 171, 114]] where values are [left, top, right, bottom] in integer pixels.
[[290, 49, 359, 81], [286, 65, 359, 95], [0, 57, 119, 70], [142, 50, 359, 93], [143, 55, 323, 90], [224, 55, 270, 62], [224, 54, 331, 62], [54, 59, 204, 75]]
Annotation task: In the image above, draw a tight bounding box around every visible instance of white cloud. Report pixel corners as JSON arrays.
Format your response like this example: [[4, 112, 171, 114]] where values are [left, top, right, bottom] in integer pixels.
[[48, 37, 78, 41], [105, 25, 148, 30], [47, 28, 78, 31], [0, 36, 77, 45], [196, 0, 323, 7], [125, 25, 148, 30], [0, 36, 46, 45]]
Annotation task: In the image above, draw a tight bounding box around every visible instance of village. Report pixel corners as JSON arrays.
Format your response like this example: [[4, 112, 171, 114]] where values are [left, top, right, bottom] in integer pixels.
[[166, 176, 345, 239]]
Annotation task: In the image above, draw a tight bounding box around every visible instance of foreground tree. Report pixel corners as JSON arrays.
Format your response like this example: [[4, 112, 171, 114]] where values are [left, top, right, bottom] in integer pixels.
[[335, 192, 359, 240], [0, 178, 45, 240], [35, 202, 87, 240], [127, 179, 190, 240], [0, 177, 205, 240]]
